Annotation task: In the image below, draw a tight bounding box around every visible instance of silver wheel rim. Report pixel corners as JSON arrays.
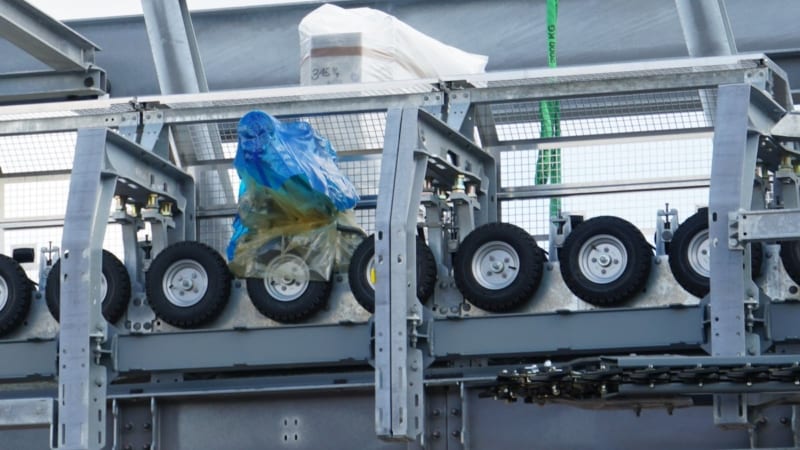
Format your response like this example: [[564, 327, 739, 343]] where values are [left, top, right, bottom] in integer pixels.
[[471, 241, 520, 290], [687, 229, 710, 278], [162, 259, 208, 307], [99, 273, 108, 302], [0, 276, 8, 311], [577, 234, 627, 284], [365, 255, 377, 290], [265, 254, 309, 302]]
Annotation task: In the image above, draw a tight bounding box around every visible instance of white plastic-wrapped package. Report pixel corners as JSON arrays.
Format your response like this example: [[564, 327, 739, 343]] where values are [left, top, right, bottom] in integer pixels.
[[299, 4, 488, 85]]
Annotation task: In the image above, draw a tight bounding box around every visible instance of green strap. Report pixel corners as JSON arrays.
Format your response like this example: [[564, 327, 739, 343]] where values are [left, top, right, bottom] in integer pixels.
[[535, 0, 561, 218]]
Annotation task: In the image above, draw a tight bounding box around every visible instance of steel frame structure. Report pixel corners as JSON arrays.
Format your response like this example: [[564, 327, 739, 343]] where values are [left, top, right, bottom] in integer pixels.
[[0, 54, 798, 449]]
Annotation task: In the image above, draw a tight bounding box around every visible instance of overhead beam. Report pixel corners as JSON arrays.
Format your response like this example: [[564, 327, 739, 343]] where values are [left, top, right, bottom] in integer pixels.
[[675, 0, 737, 57], [0, 68, 106, 104], [0, 0, 100, 71]]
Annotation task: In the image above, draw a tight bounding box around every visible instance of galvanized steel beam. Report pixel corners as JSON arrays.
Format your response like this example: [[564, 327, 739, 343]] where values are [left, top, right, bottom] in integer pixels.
[[0, 0, 99, 71]]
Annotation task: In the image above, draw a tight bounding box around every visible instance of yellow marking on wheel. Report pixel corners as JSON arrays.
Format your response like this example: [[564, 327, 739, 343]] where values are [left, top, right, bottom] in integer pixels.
[[369, 267, 377, 284]]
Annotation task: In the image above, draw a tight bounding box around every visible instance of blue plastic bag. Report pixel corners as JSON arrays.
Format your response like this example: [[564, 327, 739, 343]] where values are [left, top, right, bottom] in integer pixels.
[[227, 111, 362, 280], [233, 111, 358, 211]]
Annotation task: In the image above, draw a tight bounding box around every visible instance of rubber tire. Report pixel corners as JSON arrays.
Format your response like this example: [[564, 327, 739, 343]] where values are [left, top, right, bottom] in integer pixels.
[[0, 254, 32, 336], [348, 234, 437, 314], [45, 249, 131, 323], [780, 240, 800, 286], [560, 216, 652, 306], [670, 208, 764, 298], [146, 241, 231, 328], [454, 222, 544, 312], [247, 255, 332, 323]]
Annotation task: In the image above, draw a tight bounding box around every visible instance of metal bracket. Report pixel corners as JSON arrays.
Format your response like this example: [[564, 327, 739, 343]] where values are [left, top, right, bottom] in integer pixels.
[[655, 206, 679, 256], [733, 209, 800, 244], [445, 89, 475, 138]]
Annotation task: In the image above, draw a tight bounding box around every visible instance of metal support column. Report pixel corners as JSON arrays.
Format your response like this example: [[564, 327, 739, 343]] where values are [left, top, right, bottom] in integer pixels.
[[57, 129, 194, 449], [375, 108, 427, 441], [141, 0, 232, 201], [675, 0, 737, 57], [709, 83, 760, 427], [57, 128, 116, 449]]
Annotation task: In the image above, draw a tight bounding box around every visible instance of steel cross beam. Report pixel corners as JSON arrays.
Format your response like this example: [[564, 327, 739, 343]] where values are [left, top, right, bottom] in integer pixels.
[[0, 0, 99, 71]]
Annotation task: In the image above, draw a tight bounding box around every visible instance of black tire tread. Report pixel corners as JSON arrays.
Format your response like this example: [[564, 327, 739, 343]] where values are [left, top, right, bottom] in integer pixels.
[[45, 249, 131, 323], [670, 208, 763, 298], [560, 216, 652, 306], [454, 222, 544, 312], [348, 235, 438, 314], [247, 275, 331, 323], [146, 241, 232, 328], [781, 240, 800, 286], [668, 208, 709, 298], [0, 254, 32, 336]]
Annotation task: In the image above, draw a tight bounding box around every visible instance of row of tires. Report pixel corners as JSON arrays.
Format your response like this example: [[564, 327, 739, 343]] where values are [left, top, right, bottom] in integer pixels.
[[0, 209, 799, 335]]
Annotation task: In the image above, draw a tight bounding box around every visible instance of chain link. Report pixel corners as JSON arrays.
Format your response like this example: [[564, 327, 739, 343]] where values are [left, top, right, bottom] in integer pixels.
[[486, 359, 800, 403]]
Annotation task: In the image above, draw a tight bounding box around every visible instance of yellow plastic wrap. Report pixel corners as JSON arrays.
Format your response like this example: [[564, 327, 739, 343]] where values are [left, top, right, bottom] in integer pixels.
[[228, 177, 362, 281], [227, 111, 363, 281]]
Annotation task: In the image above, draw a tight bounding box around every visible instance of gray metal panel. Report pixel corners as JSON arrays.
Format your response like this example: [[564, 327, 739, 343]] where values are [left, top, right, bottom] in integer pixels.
[[768, 302, 800, 343], [157, 390, 408, 450], [0, 398, 53, 428], [6, 398, 800, 450], [0, 340, 57, 379], [4, 0, 788, 97], [432, 306, 705, 358], [114, 324, 372, 373]]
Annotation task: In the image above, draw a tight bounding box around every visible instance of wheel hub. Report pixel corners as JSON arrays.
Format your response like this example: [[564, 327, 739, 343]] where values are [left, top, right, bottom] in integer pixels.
[[687, 230, 711, 277], [0, 276, 7, 311], [366, 256, 377, 290], [578, 234, 628, 284], [265, 254, 310, 302], [162, 259, 209, 307], [472, 241, 520, 290]]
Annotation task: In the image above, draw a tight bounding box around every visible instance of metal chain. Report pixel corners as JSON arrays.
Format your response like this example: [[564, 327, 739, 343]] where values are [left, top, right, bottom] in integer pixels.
[[486, 358, 800, 403]]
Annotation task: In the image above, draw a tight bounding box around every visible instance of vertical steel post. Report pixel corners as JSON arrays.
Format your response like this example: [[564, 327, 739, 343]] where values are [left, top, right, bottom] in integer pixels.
[[375, 108, 427, 441], [709, 84, 759, 427], [57, 128, 117, 449]]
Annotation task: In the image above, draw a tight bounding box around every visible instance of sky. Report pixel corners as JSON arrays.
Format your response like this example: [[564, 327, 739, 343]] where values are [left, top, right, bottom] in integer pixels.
[[27, 0, 292, 20]]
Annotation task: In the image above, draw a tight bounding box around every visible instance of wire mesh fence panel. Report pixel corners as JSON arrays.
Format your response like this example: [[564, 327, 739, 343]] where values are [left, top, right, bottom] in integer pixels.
[[499, 137, 712, 188], [3, 177, 71, 218], [0, 132, 77, 174], [197, 217, 234, 258], [485, 90, 716, 144], [501, 187, 710, 245], [195, 166, 239, 210], [174, 112, 387, 166], [354, 208, 376, 236], [304, 112, 387, 153], [338, 155, 382, 197]]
